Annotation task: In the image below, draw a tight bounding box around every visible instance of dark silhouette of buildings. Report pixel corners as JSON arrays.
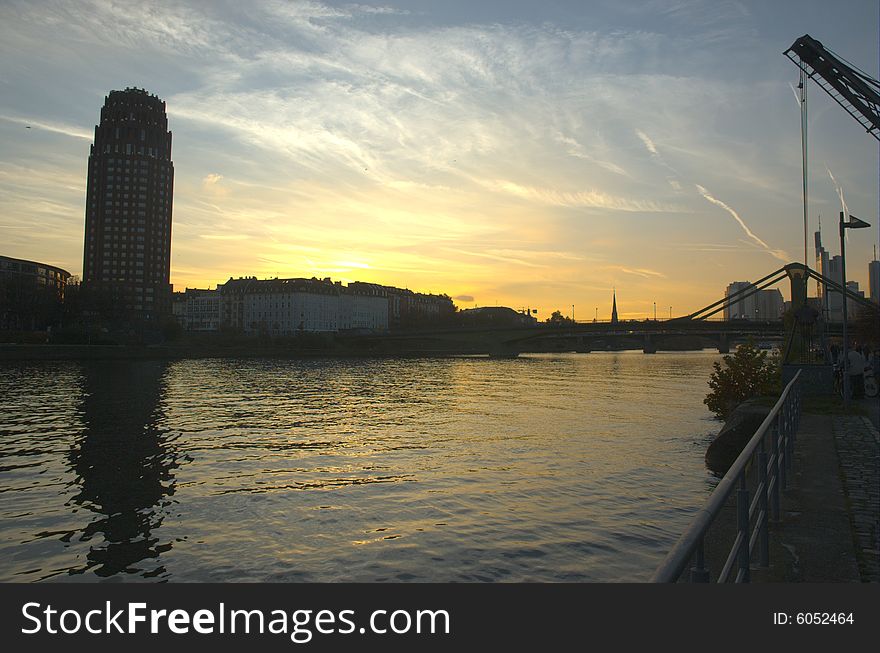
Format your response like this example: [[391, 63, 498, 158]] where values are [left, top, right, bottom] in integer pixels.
[[459, 306, 538, 327], [82, 88, 174, 322], [611, 290, 619, 324], [0, 254, 70, 330], [870, 255, 879, 304], [346, 282, 455, 329], [166, 277, 455, 335], [218, 276, 357, 334], [171, 288, 220, 332]]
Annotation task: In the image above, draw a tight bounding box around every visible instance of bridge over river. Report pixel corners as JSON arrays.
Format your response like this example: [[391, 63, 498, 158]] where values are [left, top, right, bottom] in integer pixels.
[[341, 319, 795, 356], [342, 263, 875, 357]]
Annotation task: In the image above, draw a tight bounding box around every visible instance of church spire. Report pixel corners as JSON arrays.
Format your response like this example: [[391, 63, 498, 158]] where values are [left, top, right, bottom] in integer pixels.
[[611, 289, 618, 324]]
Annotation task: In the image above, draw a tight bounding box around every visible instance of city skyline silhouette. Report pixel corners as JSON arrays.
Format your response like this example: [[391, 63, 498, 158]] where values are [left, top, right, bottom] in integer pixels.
[[1, 0, 877, 318]]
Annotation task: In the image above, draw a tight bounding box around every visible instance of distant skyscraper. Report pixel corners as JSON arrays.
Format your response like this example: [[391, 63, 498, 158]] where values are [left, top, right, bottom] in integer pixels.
[[755, 288, 784, 320], [723, 281, 757, 319], [82, 87, 173, 321], [846, 281, 865, 319], [869, 256, 880, 304], [814, 228, 830, 311], [826, 255, 845, 321]]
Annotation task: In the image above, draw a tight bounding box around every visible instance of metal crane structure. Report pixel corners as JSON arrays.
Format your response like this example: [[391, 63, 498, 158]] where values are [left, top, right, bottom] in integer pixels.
[[780, 35, 879, 367], [784, 34, 880, 141]]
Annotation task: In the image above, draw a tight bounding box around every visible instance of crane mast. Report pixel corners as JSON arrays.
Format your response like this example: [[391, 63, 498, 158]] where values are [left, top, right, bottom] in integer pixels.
[[785, 34, 880, 141]]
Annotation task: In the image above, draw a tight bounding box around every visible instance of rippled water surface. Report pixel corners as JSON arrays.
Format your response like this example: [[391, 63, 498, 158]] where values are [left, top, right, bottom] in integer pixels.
[[0, 353, 723, 582]]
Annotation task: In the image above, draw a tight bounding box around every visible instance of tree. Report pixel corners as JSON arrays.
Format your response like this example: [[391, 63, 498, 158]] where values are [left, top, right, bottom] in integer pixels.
[[705, 342, 779, 419], [0, 274, 62, 331], [545, 310, 574, 326], [160, 315, 182, 342], [853, 305, 880, 348]]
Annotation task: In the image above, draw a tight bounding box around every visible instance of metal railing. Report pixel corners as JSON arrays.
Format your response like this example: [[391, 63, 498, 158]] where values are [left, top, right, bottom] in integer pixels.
[[652, 369, 802, 582]]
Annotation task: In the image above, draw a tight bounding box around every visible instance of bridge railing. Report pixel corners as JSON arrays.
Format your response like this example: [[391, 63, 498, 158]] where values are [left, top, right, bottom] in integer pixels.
[[651, 369, 802, 583]]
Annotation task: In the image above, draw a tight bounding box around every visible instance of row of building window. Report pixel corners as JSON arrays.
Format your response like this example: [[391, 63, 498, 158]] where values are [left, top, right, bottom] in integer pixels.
[[90, 222, 148, 230], [112, 128, 159, 142], [104, 174, 162, 183], [104, 159, 169, 172], [100, 274, 163, 283], [101, 143, 167, 157], [89, 208, 152, 220]]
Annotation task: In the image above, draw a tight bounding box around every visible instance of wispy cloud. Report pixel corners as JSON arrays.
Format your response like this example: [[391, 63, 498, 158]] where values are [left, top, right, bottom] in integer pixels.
[[486, 180, 678, 213], [696, 184, 789, 262], [609, 266, 667, 278], [788, 81, 803, 106], [636, 130, 791, 264], [0, 114, 92, 140], [826, 165, 848, 218], [553, 132, 628, 176], [636, 129, 659, 155], [826, 165, 851, 244], [346, 4, 411, 16], [674, 242, 743, 252], [0, 0, 875, 313], [441, 247, 546, 268], [635, 128, 682, 191], [200, 234, 250, 241]]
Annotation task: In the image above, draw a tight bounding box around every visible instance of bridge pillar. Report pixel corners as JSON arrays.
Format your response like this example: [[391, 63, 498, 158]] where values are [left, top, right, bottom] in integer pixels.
[[488, 343, 520, 358], [787, 265, 808, 311], [718, 334, 730, 354], [643, 334, 657, 354], [575, 336, 592, 353]]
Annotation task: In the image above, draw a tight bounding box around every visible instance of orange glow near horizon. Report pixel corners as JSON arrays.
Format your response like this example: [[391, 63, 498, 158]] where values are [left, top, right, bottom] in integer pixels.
[[0, 1, 876, 317]]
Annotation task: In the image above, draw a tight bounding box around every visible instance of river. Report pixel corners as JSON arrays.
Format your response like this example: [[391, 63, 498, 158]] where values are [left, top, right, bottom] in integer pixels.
[[0, 352, 724, 582]]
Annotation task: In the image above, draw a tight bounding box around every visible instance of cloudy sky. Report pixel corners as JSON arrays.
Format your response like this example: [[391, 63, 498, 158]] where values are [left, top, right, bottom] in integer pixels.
[[1, 0, 877, 318]]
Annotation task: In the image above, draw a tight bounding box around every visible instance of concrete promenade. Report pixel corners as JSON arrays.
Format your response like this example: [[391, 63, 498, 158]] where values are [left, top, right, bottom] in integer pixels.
[[833, 399, 879, 582], [755, 397, 879, 583]]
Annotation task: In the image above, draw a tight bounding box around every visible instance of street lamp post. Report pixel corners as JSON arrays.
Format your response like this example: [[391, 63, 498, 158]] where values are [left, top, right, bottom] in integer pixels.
[[839, 211, 872, 408]]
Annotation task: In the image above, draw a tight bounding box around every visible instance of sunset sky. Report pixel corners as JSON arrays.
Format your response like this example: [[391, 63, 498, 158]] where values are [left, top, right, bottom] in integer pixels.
[[1, 0, 877, 319]]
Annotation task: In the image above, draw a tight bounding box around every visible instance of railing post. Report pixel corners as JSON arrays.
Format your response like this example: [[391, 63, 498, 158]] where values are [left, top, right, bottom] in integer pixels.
[[779, 409, 788, 490], [771, 413, 781, 521], [690, 537, 710, 583], [758, 444, 769, 567], [785, 399, 794, 477], [736, 471, 750, 582], [651, 370, 802, 584]]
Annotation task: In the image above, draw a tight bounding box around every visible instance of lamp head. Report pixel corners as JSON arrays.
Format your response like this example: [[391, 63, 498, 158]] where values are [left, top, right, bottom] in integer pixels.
[[844, 215, 871, 229]]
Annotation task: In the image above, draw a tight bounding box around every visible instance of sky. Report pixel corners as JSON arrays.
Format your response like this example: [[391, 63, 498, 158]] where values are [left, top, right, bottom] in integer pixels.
[[0, 0, 877, 319]]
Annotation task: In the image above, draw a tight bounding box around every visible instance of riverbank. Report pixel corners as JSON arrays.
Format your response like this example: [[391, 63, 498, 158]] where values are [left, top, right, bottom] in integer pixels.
[[0, 342, 723, 361], [0, 343, 464, 361]]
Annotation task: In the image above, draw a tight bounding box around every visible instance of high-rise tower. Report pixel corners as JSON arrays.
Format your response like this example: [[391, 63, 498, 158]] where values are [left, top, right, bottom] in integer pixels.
[[869, 248, 879, 304], [83, 87, 173, 321]]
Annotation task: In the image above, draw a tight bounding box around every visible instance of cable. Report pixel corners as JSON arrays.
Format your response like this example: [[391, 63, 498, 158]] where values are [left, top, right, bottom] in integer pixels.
[[824, 45, 880, 89]]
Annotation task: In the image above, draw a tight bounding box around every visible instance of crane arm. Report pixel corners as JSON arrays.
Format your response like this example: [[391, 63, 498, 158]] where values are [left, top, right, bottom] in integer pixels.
[[785, 34, 880, 141]]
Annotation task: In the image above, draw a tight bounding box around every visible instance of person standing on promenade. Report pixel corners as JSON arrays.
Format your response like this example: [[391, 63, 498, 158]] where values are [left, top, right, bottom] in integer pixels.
[[847, 346, 866, 399]]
